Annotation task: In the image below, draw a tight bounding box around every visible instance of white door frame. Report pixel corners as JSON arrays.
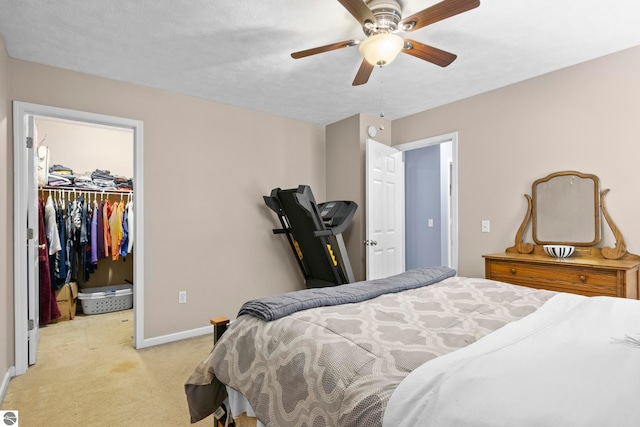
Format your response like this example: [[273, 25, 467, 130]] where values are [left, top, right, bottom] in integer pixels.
[[13, 101, 145, 375], [25, 115, 39, 365], [395, 132, 459, 271]]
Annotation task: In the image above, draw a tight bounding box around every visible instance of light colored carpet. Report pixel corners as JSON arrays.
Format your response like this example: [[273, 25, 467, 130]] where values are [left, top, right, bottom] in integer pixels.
[[1, 309, 216, 426]]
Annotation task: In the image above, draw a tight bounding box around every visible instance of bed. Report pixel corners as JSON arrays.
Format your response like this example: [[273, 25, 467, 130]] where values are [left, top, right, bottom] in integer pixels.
[[185, 267, 640, 426]]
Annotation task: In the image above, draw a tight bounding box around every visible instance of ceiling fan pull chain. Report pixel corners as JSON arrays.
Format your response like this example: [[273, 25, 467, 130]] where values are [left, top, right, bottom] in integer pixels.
[[379, 77, 385, 118]]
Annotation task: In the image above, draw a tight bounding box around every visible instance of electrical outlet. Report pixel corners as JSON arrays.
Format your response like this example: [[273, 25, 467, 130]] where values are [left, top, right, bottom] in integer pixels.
[[481, 220, 490, 233], [178, 291, 187, 304]]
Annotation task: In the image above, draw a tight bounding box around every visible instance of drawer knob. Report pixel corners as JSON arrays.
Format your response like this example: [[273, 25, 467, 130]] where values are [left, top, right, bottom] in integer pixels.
[[579, 275, 587, 282], [510, 268, 516, 274]]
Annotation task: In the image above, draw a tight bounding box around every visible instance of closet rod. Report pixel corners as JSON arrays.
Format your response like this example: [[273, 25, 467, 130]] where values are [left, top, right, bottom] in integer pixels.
[[40, 186, 133, 197]]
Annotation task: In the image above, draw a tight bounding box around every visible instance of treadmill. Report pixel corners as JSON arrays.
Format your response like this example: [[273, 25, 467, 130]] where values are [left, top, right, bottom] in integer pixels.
[[264, 185, 357, 288]]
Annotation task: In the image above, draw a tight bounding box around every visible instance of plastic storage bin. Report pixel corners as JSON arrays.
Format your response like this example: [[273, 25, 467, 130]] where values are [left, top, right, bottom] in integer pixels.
[[78, 284, 133, 315]]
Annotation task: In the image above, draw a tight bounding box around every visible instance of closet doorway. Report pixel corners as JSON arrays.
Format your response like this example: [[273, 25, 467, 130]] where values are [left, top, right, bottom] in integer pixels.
[[13, 102, 144, 376]]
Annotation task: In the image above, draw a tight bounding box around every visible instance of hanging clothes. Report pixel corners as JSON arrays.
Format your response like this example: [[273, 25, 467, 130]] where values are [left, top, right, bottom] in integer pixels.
[[91, 201, 98, 265], [126, 200, 134, 254], [39, 189, 133, 287], [109, 201, 124, 261], [80, 197, 94, 282], [44, 195, 62, 254], [119, 202, 129, 258], [39, 198, 61, 324], [55, 193, 67, 287], [44, 195, 63, 290], [96, 199, 105, 259], [65, 200, 78, 283], [102, 199, 112, 258]]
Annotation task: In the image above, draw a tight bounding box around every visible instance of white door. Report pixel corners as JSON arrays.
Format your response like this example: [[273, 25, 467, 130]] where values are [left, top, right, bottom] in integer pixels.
[[26, 115, 40, 365], [365, 139, 405, 280]]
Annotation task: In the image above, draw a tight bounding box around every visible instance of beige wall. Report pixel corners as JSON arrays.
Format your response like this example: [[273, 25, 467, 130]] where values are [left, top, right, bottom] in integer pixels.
[[326, 115, 362, 279], [8, 59, 325, 339], [326, 114, 391, 281], [392, 45, 640, 278], [1, 35, 13, 379]]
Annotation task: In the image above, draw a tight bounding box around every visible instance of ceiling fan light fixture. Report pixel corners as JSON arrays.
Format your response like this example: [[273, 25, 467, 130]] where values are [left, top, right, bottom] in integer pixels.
[[358, 33, 404, 66]]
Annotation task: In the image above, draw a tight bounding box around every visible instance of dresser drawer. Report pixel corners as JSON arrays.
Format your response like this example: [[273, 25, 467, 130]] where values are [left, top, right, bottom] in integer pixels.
[[487, 260, 619, 296]]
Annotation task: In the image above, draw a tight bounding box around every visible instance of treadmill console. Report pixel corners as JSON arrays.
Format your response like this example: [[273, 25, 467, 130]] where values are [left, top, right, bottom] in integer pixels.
[[318, 201, 357, 227]]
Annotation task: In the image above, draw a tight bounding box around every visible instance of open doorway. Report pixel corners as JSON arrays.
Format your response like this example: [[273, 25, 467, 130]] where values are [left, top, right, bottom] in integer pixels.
[[396, 132, 458, 272], [365, 132, 458, 280], [405, 140, 453, 269], [35, 117, 134, 287], [13, 102, 144, 376]]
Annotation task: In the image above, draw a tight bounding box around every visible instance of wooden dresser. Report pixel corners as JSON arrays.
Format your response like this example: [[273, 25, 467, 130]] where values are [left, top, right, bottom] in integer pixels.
[[484, 247, 640, 299]]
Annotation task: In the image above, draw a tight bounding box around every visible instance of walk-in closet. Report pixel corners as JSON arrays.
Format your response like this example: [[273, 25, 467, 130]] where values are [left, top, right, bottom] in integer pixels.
[[35, 116, 135, 350]]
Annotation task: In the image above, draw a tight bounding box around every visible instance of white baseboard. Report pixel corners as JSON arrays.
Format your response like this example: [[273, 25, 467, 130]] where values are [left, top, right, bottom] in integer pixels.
[[1, 366, 16, 404], [135, 324, 213, 349]]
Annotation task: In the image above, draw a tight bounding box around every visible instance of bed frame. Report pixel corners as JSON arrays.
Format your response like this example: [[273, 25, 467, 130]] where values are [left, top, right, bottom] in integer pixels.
[[210, 316, 230, 345]]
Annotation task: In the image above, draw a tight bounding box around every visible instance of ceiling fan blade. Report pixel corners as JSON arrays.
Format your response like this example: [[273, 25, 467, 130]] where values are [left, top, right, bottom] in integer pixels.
[[291, 40, 359, 59], [402, 39, 457, 67], [399, 0, 480, 32], [352, 59, 374, 86], [338, 0, 378, 25]]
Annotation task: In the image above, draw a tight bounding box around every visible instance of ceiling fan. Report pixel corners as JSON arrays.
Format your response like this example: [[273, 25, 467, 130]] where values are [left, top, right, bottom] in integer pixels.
[[291, 0, 480, 86]]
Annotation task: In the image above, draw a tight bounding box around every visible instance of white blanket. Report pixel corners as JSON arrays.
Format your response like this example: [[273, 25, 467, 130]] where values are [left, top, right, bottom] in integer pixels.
[[384, 293, 640, 427]]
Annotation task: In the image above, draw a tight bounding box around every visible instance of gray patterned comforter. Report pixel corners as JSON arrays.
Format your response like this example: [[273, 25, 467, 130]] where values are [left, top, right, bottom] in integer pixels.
[[188, 276, 555, 426], [238, 266, 456, 321]]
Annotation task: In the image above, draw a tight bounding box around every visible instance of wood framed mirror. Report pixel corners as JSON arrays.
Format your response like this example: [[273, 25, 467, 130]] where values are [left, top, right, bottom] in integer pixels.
[[532, 171, 600, 246], [510, 170, 627, 259]]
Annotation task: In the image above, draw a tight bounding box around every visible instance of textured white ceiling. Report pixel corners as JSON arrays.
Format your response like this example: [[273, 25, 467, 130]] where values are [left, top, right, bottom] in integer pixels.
[[1, 0, 639, 125]]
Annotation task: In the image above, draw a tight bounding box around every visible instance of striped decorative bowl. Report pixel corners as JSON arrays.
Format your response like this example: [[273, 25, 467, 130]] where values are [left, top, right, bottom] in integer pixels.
[[543, 245, 575, 258]]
